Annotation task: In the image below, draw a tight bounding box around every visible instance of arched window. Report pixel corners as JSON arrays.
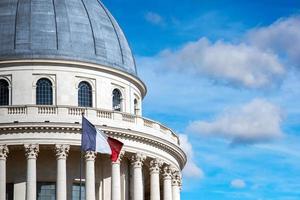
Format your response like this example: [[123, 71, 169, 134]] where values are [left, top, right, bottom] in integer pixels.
[[134, 99, 139, 115], [112, 89, 122, 111], [78, 81, 92, 107], [36, 78, 53, 105], [0, 79, 9, 106]]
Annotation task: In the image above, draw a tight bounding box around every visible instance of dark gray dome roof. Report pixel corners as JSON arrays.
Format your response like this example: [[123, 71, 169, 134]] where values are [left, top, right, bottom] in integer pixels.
[[0, 0, 137, 75]]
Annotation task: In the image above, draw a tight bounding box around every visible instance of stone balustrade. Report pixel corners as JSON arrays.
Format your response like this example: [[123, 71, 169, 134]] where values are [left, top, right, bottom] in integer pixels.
[[0, 105, 179, 145]]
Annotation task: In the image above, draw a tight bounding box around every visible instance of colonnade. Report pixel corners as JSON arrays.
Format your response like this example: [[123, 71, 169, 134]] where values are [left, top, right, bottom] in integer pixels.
[[0, 144, 182, 200]]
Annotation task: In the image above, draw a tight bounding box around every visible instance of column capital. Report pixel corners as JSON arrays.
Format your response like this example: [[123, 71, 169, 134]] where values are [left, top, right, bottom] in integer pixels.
[[55, 144, 70, 160], [24, 144, 39, 159], [112, 150, 125, 164], [0, 145, 9, 160], [149, 158, 163, 174], [85, 151, 97, 161], [172, 170, 182, 187], [162, 165, 172, 180], [130, 153, 146, 168]]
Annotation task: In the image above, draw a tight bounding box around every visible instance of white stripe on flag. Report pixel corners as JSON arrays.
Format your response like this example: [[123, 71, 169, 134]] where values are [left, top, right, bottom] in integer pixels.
[[95, 128, 111, 154]]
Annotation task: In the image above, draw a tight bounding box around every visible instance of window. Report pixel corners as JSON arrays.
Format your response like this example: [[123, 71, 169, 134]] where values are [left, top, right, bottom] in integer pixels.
[[78, 81, 92, 107], [36, 78, 53, 105], [72, 183, 85, 200], [112, 89, 122, 111], [6, 183, 13, 200], [134, 99, 139, 115], [37, 182, 55, 200], [0, 79, 9, 106]]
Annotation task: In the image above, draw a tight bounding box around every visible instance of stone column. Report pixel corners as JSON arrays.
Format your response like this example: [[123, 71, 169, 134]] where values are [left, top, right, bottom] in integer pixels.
[[131, 153, 146, 200], [55, 144, 70, 200], [111, 151, 124, 200], [172, 171, 182, 200], [162, 165, 172, 200], [85, 151, 97, 200], [0, 145, 9, 200], [24, 144, 39, 200], [149, 158, 162, 200]]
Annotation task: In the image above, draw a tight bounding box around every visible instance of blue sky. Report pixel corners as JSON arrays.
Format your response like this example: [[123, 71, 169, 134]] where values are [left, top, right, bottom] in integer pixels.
[[103, 1, 300, 199]]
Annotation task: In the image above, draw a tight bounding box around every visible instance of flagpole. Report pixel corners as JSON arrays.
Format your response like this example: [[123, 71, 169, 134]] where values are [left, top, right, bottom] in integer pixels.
[[79, 112, 84, 200], [79, 150, 83, 200]]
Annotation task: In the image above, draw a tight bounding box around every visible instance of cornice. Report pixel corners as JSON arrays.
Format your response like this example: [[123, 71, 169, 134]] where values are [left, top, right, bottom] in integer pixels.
[[0, 123, 187, 169], [0, 124, 81, 133]]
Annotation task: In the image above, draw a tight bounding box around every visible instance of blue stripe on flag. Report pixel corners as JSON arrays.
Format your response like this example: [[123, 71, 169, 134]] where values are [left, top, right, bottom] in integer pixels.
[[81, 116, 96, 151]]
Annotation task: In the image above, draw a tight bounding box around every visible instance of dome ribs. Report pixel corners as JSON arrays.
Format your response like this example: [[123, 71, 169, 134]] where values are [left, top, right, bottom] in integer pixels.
[[80, 0, 97, 55]]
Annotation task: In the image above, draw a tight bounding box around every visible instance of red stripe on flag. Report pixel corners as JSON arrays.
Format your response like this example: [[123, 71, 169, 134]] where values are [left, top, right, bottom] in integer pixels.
[[107, 137, 123, 162]]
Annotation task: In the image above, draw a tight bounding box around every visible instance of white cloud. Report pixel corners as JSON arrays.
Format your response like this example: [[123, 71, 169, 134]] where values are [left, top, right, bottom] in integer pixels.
[[187, 98, 284, 145], [247, 15, 300, 66], [179, 134, 204, 178], [150, 37, 284, 88], [140, 15, 300, 89], [145, 12, 164, 26], [231, 179, 246, 189]]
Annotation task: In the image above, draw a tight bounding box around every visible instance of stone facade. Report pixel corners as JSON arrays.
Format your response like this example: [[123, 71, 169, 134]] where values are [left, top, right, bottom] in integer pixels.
[[0, 0, 186, 200]]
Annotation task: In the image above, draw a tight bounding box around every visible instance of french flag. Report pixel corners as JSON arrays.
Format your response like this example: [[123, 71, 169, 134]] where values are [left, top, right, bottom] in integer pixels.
[[81, 116, 123, 162]]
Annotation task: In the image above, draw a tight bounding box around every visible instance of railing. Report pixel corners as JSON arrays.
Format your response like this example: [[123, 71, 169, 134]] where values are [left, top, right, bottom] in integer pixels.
[[8, 106, 27, 114], [38, 106, 57, 115], [97, 110, 112, 119], [68, 107, 86, 116], [0, 105, 179, 145]]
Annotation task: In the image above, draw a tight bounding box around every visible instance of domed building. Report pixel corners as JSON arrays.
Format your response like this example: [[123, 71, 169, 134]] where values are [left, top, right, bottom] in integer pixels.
[[0, 0, 186, 200]]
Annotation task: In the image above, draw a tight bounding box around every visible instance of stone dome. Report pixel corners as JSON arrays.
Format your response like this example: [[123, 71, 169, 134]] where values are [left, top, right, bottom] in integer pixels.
[[0, 0, 137, 75]]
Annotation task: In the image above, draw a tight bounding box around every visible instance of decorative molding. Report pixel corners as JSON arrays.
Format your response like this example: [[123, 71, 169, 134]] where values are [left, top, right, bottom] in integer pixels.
[[0, 124, 186, 169], [0, 145, 9, 160], [0, 75, 12, 84], [55, 144, 70, 160], [24, 144, 39, 159], [106, 130, 186, 169], [85, 151, 97, 161], [32, 74, 56, 87], [162, 165, 172, 180], [149, 158, 163, 174], [172, 170, 182, 187], [75, 76, 96, 90], [130, 153, 146, 168]]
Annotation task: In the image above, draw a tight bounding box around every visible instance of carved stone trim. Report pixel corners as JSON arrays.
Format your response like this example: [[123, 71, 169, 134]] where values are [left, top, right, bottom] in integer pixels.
[[85, 151, 97, 161], [130, 153, 146, 168], [162, 165, 172, 180], [149, 158, 163, 174], [55, 144, 70, 160], [106, 130, 186, 169], [172, 170, 182, 187], [0, 125, 186, 168], [24, 144, 39, 159], [0, 145, 9, 160]]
